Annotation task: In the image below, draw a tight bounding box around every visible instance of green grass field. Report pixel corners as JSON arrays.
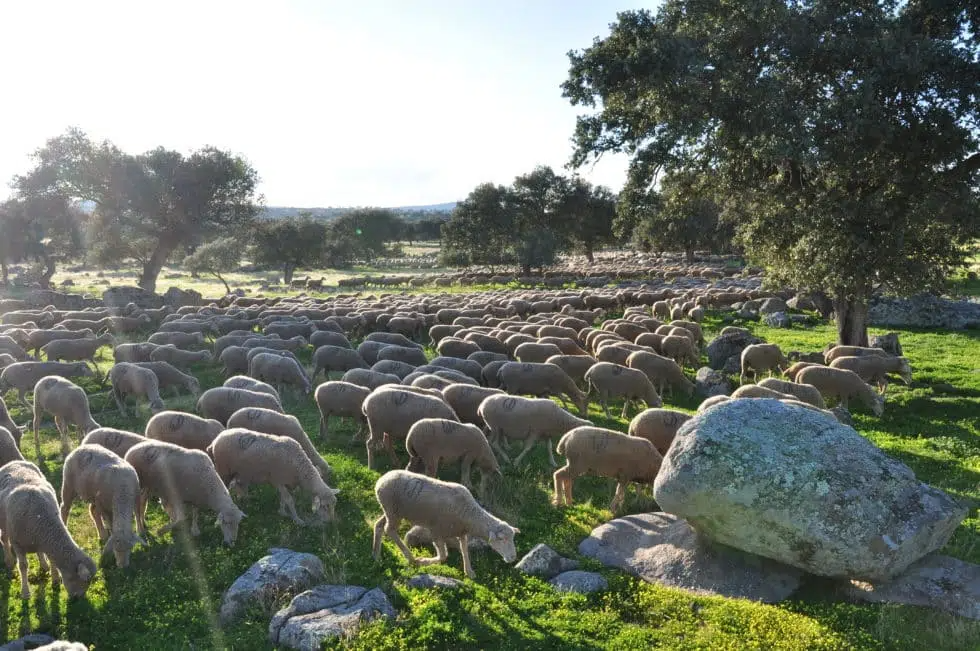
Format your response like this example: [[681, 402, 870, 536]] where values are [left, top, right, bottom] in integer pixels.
[[1, 315, 978, 650]]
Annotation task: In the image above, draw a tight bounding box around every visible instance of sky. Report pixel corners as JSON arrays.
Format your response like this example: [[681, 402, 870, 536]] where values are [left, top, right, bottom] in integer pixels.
[[0, 0, 654, 207]]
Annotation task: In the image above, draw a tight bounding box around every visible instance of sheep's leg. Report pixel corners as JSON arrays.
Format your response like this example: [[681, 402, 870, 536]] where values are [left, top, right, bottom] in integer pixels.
[[2, 533, 14, 570], [37, 552, 50, 575], [424, 458, 439, 478], [546, 442, 558, 468], [489, 436, 512, 466], [15, 547, 30, 599], [277, 485, 305, 525], [839, 396, 850, 411], [112, 389, 128, 417], [48, 556, 61, 586], [18, 390, 30, 410], [511, 437, 537, 467], [318, 415, 327, 439], [553, 466, 572, 506], [458, 534, 476, 579], [89, 503, 109, 542], [158, 502, 188, 535], [600, 398, 610, 419], [620, 398, 631, 420], [609, 481, 628, 512], [136, 491, 149, 538], [417, 539, 449, 566], [459, 458, 473, 488], [372, 516, 387, 560], [57, 418, 72, 457], [384, 518, 417, 566], [190, 506, 201, 537], [383, 434, 400, 468]]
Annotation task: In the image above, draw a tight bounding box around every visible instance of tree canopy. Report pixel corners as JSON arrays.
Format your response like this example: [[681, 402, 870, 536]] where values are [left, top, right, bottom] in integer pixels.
[[0, 195, 84, 288], [564, 0, 980, 344], [250, 214, 330, 285], [325, 208, 403, 267], [182, 237, 242, 295]]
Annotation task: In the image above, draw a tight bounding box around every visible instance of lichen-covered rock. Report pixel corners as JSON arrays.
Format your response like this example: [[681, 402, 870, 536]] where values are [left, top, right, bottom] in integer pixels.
[[515, 543, 579, 578], [694, 367, 730, 398], [268, 585, 396, 650], [0, 634, 58, 651], [163, 286, 204, 307], [654, 399, 966, 581], [219, 548, 325, 626], [758, 297, 788, 315], [406, 574, 463, 590], [579, 512, 801, 603], [762, 311, 791, 328], [548, 571, 608, 594], [869, 332, 903, 356], [25, 289, 85, 310], [705, 332, 763, 371], [103, 286, 164, 309], [869, 294, 980, 330]]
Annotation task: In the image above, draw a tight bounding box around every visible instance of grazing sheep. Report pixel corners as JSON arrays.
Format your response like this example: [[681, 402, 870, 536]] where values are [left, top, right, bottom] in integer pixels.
[[553, 426, 663, 511], [114, 342, 161, 364], [784, 361, 822, 381], [405, 418, 500, 498], [312, 345, 369, 379], [213, 334, 256, 358], [372, 469, 519, 579], [242, 335, 308, 353], [377, 345, 428, 367], [223, 375, 280, 400], [740, 344, 790, 382], [144, 411, 224, 452], [81, 428, 147, 458], [109, 363, 166, 416], [219, 346, 252, 376], [626, 351, 695, 399], [357, 340, 391, 366], [0, 352, 17, 370], [544, 354, 597, 390], [248, 352, 312, 395], [660, 334, 699, 369], [429, 356, 483, 383], [226, 407, 331, 479], [828, 355, 912, 394], [23, 328, 94, 357], [496, 362, 589, 416], [0, 461, 97, 598], [627, 408, 691, 455], [697, 395, 732, 412], [103, 314, 153, 334], [481, 360, 508, 387], [315, 381, 370, 440], [41, 333, 114, 370], [0, 397, 22, 445], [478, 394, 591, 467], [0, 426, 24, 465], [341, 368, 400, 391], [411, 374, 454, 391], [731, 384, 798, 401], [442, 385, 506, 426], [414, 365, 478, 386], [60, 444, 143, 567], [584, 362, 662, 419], [32, 376, 100, 460], [514, 342, 563, 364], [633, 332, 665, 353], [124, 440, 245, 545], [467, 351, 509, 367], [310, 330, 352, 350], [208, 428, 339, 525], [371, 359, 417, 380], [148, 331, 205, 349], [0, 361, 95, 408], [796, 366, 885, 416], [149, 345, 213, 370], [437, 337, 482, 359], [361, 386, 459, 469], [133, 361, 201, 397], [757, 377, 826, 408], [823, 345, 889, 364], [196, 387, 283, 424]]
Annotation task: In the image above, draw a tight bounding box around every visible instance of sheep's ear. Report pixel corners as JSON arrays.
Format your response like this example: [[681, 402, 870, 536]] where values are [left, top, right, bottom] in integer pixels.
[[511, 527, 520, 534], [77, 563, 93, 581], [330, 488, 341, 496]]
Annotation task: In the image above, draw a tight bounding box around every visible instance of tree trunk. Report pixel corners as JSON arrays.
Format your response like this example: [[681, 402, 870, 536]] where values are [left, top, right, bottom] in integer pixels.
[[39, 254, 56, 290], [283, 263, 295, 286], [584, 243, 594, 264], [833, 290, 870, 346], [139, 242, 175, 293], [520, 263, 531, 276], [1, 261, 7, 287], [685, 246, 695, 263], [215, 273, 231, 295]]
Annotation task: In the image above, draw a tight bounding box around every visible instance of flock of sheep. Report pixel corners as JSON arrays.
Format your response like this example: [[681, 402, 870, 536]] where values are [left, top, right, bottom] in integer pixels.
[[0, 281, 912, 599]]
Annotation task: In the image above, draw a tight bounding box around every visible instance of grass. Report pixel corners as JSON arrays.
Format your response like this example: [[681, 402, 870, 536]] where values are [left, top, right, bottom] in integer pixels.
[[1, 313, 979, 650]]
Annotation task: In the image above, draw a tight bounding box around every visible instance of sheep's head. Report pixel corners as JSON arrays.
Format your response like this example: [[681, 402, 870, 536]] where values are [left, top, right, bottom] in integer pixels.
[[104, 531, 146, 568], [871, 393, 885, 417], [187, 377, 202, 396], [216, 507, 245, 546], [487, 523, 520, 563], [150, 398, 166, 413], [77, 364, 95, 377], [898, 358, 913, 384], [312, 487, 340, 521], [406, 457, 425, 473], [63, 556, 97, 598]]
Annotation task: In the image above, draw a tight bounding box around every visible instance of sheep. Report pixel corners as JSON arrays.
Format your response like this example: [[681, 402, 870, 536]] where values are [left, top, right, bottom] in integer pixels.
[[372, 469, 519, 579], [226, 407, 331, 479], [441, 384, 506, 426], [377, 345, 428, 367], [584, 362, 663, 419], [315, 381, 371, 440], [248, 352, 312, 396], [196, 387, 283, 425], [32, 376, 100, 460], [553, 426, 663, 511], [495, 362, 589, 416], [828, 355, 912, 394], [405, 418, 500, 498], [478, 394, 592, 467], [0, 361, 95, 408], [23, 328, 94, 357], [109, 362, 166, 416], [341, 368, 401, 391], [144, 410, 224, 452], [411, 374, 454, 391], [514, 342, 563, 364], [207, 428, 339, 525], [731, 384, 798, 401], [627, 408, 691, 455], [0, 352, 17, 369], [124, 440, 246, 545], [544, 354, 597, 390], [697, 395, 731, 413], [669, 319, 705, 346], [148, 331, 205, 349], [436, 337, 482, 360], [149, 345, 213, 370], [310, 330, 352, 350], [132, 360, 201, 397], [357, 340, 391, 366], [0, 461, 97, 599], [0, 337, 31, 362], [481, 360, 508, 387], [626, 351, 695, 399], [823, 345, 890, 364], [103, 314, 153, 334], [784, 361, 822, 381], [60, 444, 144, 567], [796, 366, 885, 416], [428, 356, 483, 383], [361, 386, 459, 469], [757, 377, 826, 408], [659, 334, 699, 369], [371, 359, 417, 379], [467, 351, 509, 368], [0, 397, 22, 445], [40, 333, 115, 370], [740, 344, 790, 383], [224, 375, 280, 400], [114, 342, 161, 363], [0, 426, 25, 465], [213, 334, 257, 358], [312, 345, 369, 379], [81, 428, 147, 458], [243, 335, 308, 353]]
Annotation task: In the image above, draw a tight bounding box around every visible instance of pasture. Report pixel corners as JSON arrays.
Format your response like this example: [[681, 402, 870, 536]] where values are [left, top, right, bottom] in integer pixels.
[[0, 292, 978, 651]]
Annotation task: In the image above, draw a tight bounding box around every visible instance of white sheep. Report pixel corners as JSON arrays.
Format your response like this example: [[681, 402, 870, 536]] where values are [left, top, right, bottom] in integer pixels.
[[223, 375, 280, 400], [372, 469, 519, 579], [312, 345, 369, 379], [0, 425, 25, 466], [340, 368, 401, 391], [784, 361, 823, 380], [361, 386, 459, 469], [659, 334, 699, 369], [1, 361, 95, 408], [0, 396, 22, 445], [32, 375, 100, 461], [796, 366, 885, 416], [627, 408, 691, 455], [207, 428, 339, 525], [109, 362, 166, 416], [441, 384, 506, 426], [314, 381, 370, 441], [584, 362, 663, 419], [133, 361, 201, 397], [626, 351, 695, 399], [196, 387, 283, 424], [478, 394, 591, 467], [40, 332, 115, 371], [828, 355, 912, 394], [149, 345, 213, 369], [823, 345, 889, 364], [553, 426, 663, 511], [740, 344, 790, 383], [60, 444, 144, 567], [124, 439, 246, 545], [405, 418, 500, 498], [248, 351, 312, 395], [495, 362, 589, 416], [226, 407, 331, 479], [144, 411, 224, 452], [756, 377, 826, 408], [697, 395, 731, 413], [113, 342, 161, 364], [81, 427, 147, 459]]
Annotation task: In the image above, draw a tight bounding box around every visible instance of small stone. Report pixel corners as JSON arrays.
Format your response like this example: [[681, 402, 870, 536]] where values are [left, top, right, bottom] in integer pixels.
[[516, 543, 580, 579], [406, 574, 463, 590], [219, 548, 325, 626], [268, 585, 396, 650], [758, 297, 788, 315], [870, 332, 903, 356], [548, 571, 608, 594], [763, 311, 791, 328], [695, 366, 731, 398]]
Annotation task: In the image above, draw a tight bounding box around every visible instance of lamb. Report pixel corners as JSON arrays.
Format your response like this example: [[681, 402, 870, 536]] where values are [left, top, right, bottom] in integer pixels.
[[584, 362, 663, 419], [828, 355, 912, 394], [0, 361, 95, 408], [823, 345, 890, 364], [784, 361, 822, 380], [207, 428, 339, 525], [312, 345, 369, 379], [478, 394, 592, 467], [441, 384, 505, 426], [361, 386, 459, 469], [626, 351, 695, 399], [248, 352, 312, 395], [0, 426, 25, 465], [149, 345, 213, 369], [627, 408, 691, 455], [81, 428, 147, 458], [226, 407, 331, 479], [659, 334, 699, 369], [757, 377, 826, 408], [114, 342, 161, 363], [315, 381, 370, 440], [41, 333, 115, 371], [405, 418, 500, 499], [0, 461, 97, 598], [514, 342, 563, 364], [124, 440, 246, 545], [0, 397, 22, 445], [32, 375, 100, 460], [109, 362, 166, 416], [740, 344, 790, 382], [196, 387, 283, 424], [796, 366, 885, 416], [148, 331, 205, 349], [132, 360, 201, 397], [223, 375, 280, 400], [341, 368, 401, 390], [144, 411, 224, 452], [372, 469, 519, 579], [60, 444, 144, 567], [495, 362, 589, 416], [553, 426, 663, 511]]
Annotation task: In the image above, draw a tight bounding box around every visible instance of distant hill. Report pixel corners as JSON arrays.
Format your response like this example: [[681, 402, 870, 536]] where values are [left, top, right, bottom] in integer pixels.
[[259, 202, 456, 221]]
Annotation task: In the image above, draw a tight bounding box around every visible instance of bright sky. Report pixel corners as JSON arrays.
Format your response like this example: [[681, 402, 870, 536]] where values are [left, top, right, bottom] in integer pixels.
[[0, 0, 652, 208]]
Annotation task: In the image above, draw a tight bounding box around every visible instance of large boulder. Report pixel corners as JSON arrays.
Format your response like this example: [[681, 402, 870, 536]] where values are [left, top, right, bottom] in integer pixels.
[[163, 286, 204, 307], [705, 331, 763, 370], [869, 293, 980, 330], [758, 297, 788, 315], [102, 286, 164, 309], [762, 311, 791, 328], [579, 512, 802, 603], [654, 400, 966, 581], [268, 585, 396, 650], [869, 332, 903, 356], [219, 548, 325, 626], [25, 289, 85, 310]]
